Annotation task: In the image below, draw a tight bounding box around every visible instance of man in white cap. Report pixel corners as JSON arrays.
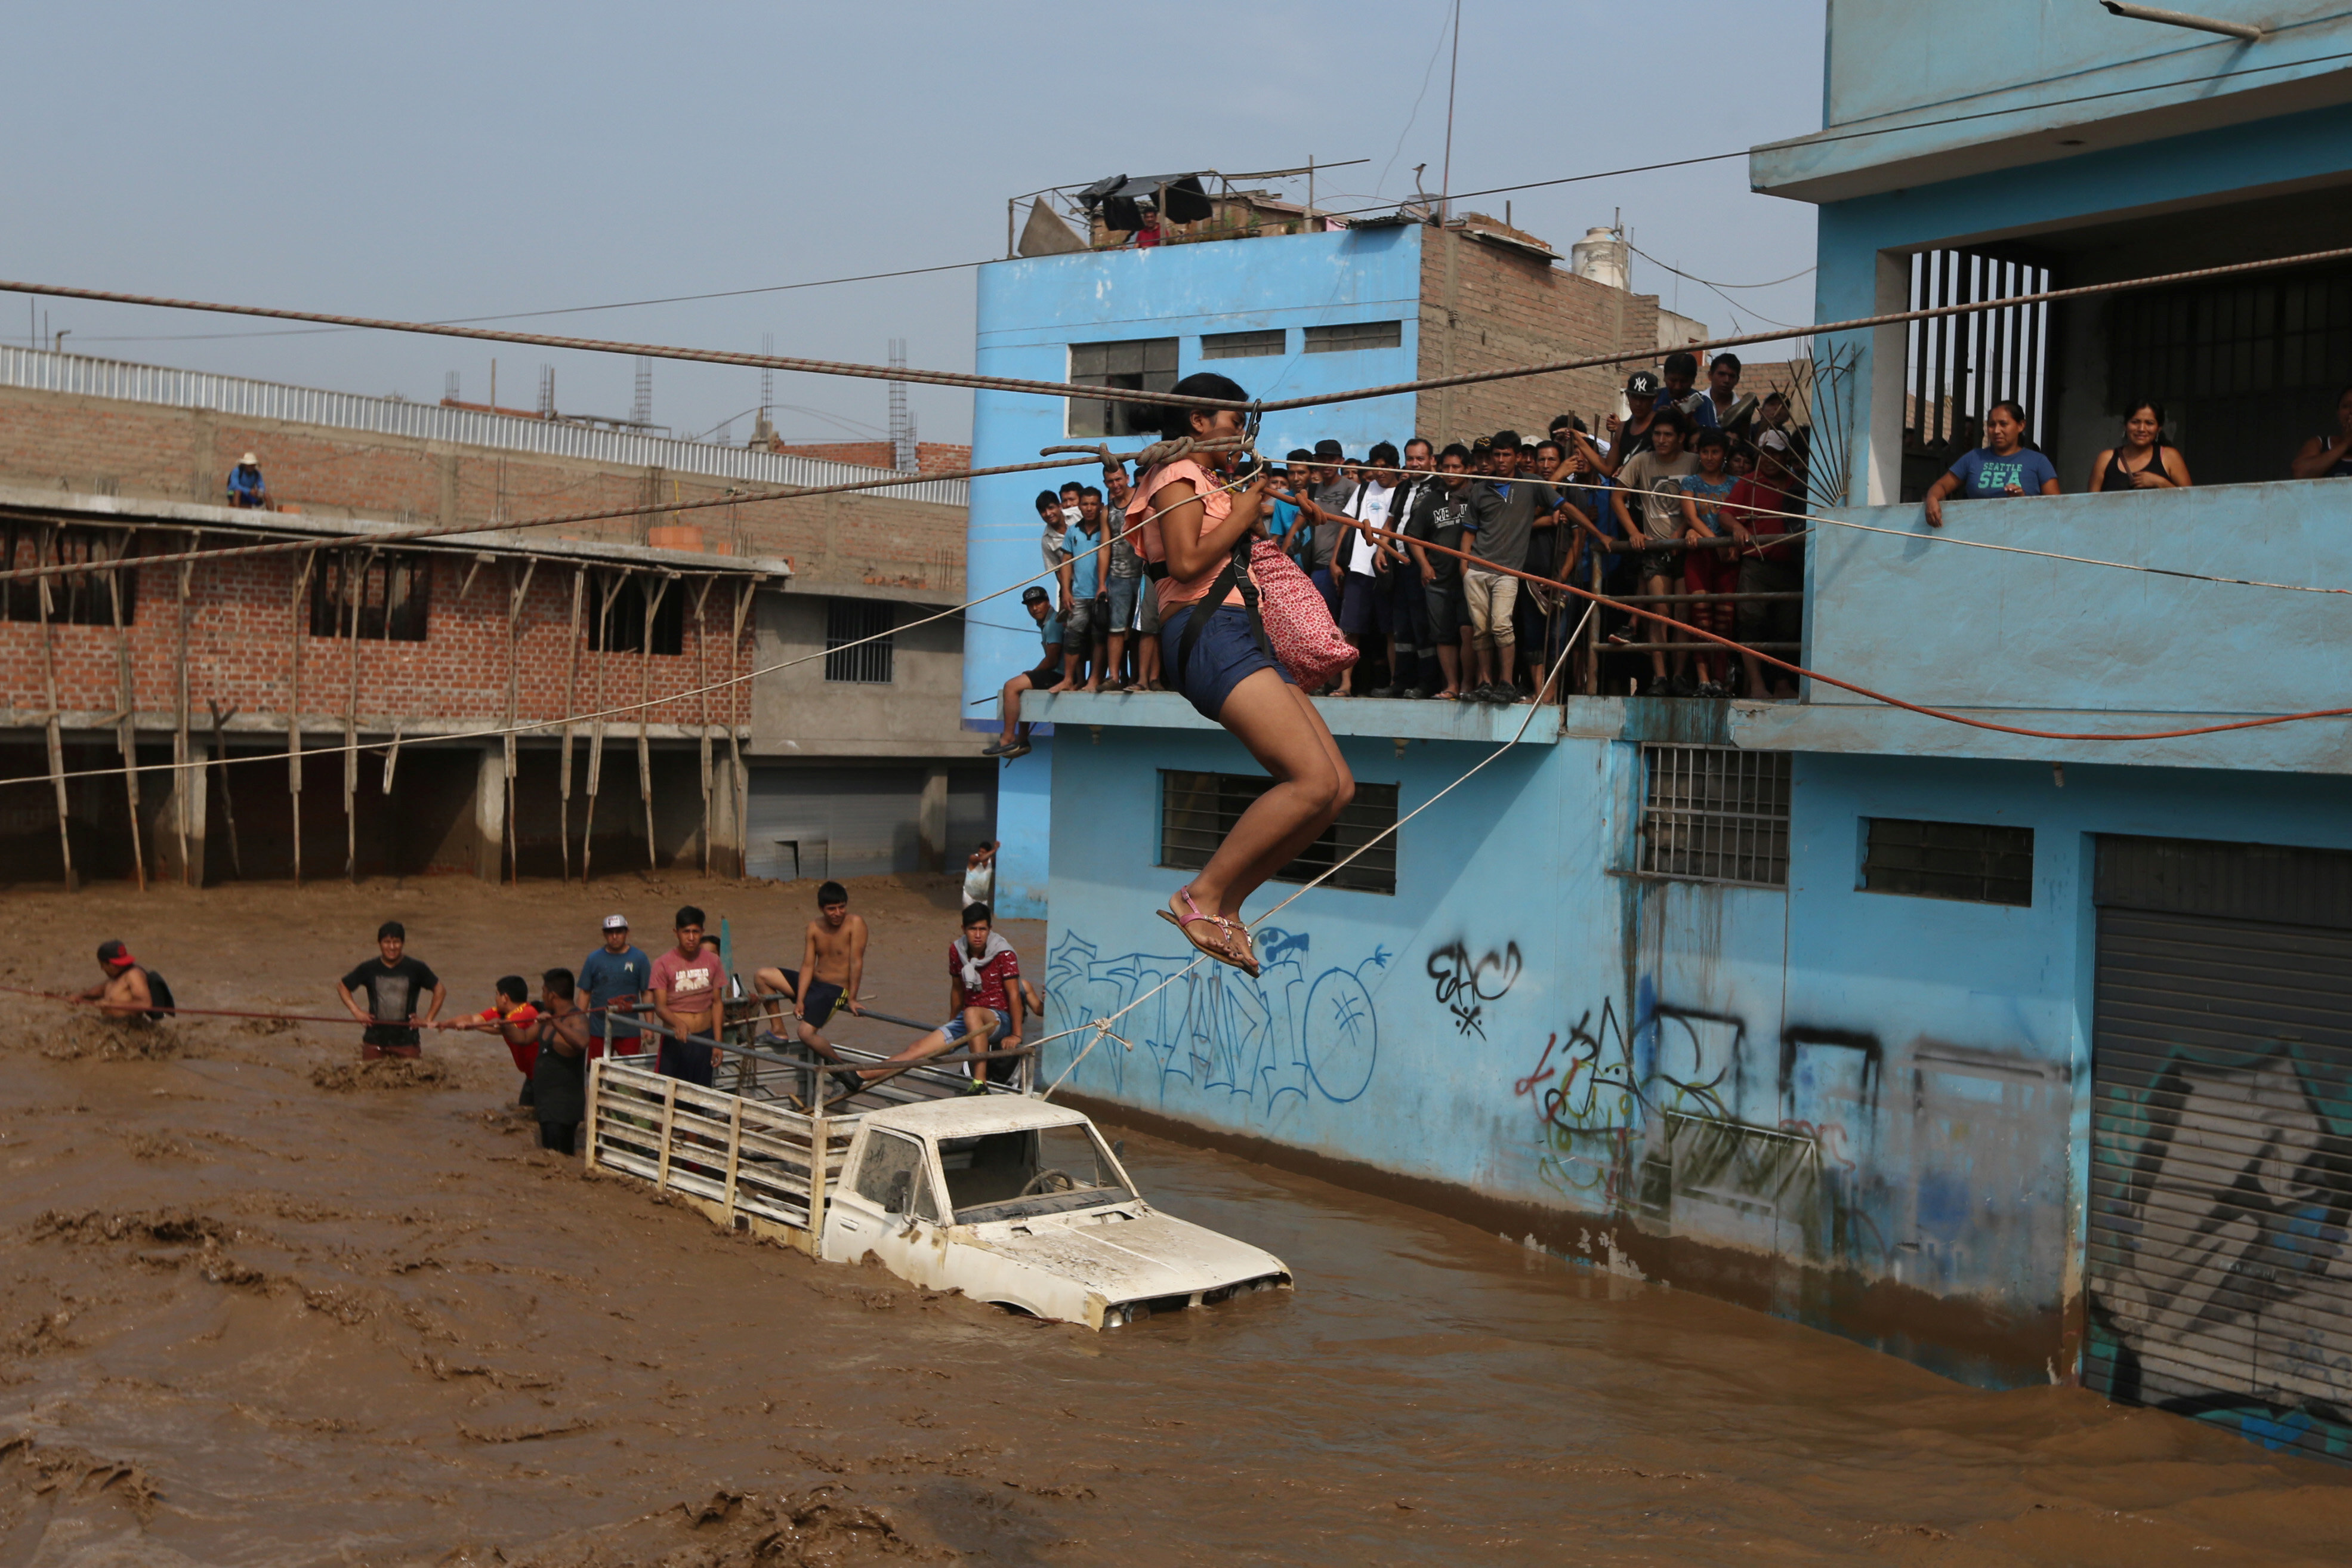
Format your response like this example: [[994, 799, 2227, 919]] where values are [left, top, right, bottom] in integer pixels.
[[226, 452, 270, 510], [577, 913, 652, 1061]]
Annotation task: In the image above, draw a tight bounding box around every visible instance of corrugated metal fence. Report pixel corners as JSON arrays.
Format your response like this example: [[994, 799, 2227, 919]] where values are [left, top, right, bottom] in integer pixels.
[[0, 346, 970, 509]]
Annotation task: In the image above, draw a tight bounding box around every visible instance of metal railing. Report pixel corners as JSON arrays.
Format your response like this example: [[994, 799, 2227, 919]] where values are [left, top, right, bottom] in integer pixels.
[[0, 346, 971, 509]]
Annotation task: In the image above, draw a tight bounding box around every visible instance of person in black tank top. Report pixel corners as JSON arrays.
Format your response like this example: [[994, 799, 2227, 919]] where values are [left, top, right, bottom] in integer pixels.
[[2290, 385, 2352, 479], [2088, 400, 2191, 493]]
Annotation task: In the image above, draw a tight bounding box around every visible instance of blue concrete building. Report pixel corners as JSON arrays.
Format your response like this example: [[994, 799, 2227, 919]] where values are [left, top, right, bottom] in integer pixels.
[[970, 4, 2352, 1465]]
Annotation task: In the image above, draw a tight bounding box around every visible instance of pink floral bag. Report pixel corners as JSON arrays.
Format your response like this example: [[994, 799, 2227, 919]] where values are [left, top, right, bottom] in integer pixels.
[[1246, 538, 1356, 687]]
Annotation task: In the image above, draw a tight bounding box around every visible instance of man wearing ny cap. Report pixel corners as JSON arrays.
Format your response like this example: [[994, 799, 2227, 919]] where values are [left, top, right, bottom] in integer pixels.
[[1593, 371, 1666, 472], [578, 914, 652, 1061]]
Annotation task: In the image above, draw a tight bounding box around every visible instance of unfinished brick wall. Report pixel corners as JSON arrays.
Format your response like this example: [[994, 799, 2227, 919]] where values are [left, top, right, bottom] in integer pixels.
[[0, 536, 757, 736], [0, 386, 966, 597], [1415, 228, 1663, 445]]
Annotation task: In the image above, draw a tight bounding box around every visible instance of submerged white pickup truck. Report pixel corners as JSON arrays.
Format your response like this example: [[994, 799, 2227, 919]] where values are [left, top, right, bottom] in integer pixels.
[[584, 1046, 1290, 1330]]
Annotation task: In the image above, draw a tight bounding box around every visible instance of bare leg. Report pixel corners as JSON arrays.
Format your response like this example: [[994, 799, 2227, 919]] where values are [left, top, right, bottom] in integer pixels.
[[1176, 672, 1351, 925], [1435, 638, 1461, 696], [751, 967, 795, 1031], [998, 673, 1035, 745], [1104, 629, 1128, 687]]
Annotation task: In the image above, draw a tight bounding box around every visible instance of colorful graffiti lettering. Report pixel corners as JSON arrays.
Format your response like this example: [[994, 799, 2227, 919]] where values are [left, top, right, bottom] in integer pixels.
[[1044, 930, 1391, 1128], [1425, 941, 1523, 1038]]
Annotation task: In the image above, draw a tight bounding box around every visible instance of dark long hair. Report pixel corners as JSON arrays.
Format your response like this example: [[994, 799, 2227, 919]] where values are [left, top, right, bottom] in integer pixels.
[[1987, 398, 2042, 452], [1153, 371, 1248, 442], [2121, 398, 2168, 449]]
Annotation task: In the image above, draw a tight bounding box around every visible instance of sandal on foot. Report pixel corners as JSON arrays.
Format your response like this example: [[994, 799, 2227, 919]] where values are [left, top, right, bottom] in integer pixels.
[[1158, 888, 1258, 978]]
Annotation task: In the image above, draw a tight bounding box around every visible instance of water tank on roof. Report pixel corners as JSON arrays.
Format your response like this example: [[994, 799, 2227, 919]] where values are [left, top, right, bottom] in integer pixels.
[[1570, 226, 1628, 291]]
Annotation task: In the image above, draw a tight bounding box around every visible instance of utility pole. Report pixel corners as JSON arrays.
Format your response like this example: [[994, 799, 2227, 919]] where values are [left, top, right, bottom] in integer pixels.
[[1440, 0, 1462, 223]]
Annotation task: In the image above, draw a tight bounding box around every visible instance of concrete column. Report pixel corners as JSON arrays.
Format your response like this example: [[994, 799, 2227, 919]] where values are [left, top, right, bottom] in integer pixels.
[[993, 738, 1051, 920], [474, 743, 505, 881], [918, 763, 949, 873]]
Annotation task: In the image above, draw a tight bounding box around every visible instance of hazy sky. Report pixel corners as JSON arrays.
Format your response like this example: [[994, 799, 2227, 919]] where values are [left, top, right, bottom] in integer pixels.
[[3, 1, 1828, 448]]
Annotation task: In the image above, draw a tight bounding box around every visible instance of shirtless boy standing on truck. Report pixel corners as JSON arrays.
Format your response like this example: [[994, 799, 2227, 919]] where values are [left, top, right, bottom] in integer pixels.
[[752, 881, 867, 1063]]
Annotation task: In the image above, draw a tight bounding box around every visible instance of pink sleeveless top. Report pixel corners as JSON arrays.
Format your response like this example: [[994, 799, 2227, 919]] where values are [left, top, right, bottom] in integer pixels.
[[1131, 458, 1244, 616]]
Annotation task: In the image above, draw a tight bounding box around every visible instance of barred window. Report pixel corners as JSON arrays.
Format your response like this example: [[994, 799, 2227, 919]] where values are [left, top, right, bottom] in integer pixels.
[[1068, 337, 1179, 438], [1303, 320, 1404, 354], [1863, 818, 2033, 906], [1, 524, 135, 626], [1637, 745, 1789, 888], [586, 571, 685, 655], [310, 550, 431, 641], [1160, 770, 1398, 896], [824, 598, 896, 684], [1202, 329, 1285, 360]]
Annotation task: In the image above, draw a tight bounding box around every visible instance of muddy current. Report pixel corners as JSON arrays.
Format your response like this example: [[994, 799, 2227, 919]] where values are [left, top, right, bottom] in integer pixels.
[[2, 875, 2347, 1566]]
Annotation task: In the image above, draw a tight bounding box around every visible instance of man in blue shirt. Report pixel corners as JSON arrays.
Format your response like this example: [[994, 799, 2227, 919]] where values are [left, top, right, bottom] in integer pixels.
[[982, 587, 1064, 759], [578, 914, 653, 1062], [1054, 488, 1108, 692], [226, 452, 270, 509]]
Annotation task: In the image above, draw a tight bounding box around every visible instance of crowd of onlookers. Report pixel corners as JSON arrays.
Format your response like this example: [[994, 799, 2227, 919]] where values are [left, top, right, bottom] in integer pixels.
[[983, 364, 2352, 741]]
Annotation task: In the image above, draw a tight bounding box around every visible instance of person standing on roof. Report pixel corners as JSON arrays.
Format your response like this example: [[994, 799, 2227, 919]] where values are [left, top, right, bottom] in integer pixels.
[[226, 452, 270, 510]]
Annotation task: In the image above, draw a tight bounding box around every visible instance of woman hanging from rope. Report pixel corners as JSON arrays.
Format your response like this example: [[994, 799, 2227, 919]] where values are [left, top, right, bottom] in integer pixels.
[[1134, 372, 1353, 978]]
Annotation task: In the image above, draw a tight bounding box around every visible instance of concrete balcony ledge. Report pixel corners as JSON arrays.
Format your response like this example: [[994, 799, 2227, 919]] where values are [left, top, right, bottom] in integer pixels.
[[1026, 687, 1564, 744]]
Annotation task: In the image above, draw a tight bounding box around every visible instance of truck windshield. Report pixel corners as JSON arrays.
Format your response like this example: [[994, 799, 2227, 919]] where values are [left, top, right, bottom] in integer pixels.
[[940, 1123, 1134, 1223]]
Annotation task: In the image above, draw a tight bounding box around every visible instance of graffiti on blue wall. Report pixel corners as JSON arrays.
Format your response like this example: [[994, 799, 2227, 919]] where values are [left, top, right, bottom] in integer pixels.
[[1426, 941, 1522, 1038], [1045, 928, 1391, 1126]]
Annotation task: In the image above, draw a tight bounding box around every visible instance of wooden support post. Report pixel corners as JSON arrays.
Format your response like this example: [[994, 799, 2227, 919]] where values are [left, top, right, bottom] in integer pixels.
[[208, 700, 243, 879], [289, 558, 315, 887], [504, 558, 536, 885], [559, 566, 584, 881], [692, 576, 715, 875], [636, 572, 674, 870], [35, 526, 76, 891], [729, 580, 752, 878], [344, 548, 374, 883], [582, 570, 624, 882], [107, 531, 146, 892], [381, 720, 403, 793], [173, 548, 196, 885], [723, 1096, 744, 1225]]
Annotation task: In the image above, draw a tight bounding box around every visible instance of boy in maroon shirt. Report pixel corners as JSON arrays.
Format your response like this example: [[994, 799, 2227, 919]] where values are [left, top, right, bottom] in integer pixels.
[[835, 903, 1025, 1101]]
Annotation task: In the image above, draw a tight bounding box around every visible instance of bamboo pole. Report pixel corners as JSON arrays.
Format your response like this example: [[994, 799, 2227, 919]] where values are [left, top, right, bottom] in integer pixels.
[[692, 576, 715, 875], [209, 699, 242, 879], [558, 566, 584, 881], [106, 532, 146, 891], [504, 558, 536, 884], [289, 557, 314, 887], [173, 547, 195, 885], [636, 572, 674, 870], [582, 570, 624, 882], [35, 526, 76, 890]]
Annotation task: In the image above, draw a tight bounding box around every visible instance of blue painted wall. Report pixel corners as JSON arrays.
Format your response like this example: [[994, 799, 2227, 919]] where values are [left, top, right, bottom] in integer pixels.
[[965, 227, 1428, 915], [1034, 708, 2352, 1395]]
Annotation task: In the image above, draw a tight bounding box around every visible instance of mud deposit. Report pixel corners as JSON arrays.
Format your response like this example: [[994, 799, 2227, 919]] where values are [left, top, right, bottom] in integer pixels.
[[0, 875, 2347, 1564]]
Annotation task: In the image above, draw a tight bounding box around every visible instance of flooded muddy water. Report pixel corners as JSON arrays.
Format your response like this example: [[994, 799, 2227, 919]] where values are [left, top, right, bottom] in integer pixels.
[[1, 875, 2347, 1565]]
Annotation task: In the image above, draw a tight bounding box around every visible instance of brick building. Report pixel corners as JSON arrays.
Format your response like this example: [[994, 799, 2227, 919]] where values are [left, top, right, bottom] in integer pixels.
[[0, 349, 998, 886]]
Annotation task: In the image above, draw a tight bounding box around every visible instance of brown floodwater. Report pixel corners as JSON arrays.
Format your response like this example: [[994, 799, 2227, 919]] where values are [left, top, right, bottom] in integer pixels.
[[2, 873, 2348, 1566]]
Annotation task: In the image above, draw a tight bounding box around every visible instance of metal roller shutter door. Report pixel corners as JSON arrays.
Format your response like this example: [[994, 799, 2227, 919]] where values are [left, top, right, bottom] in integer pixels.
[[2088, 837, 2352, 1464]]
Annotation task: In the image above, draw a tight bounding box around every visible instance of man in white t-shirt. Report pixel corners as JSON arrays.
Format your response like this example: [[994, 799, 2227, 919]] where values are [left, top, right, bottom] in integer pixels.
[[1334, 441, 1405, 697]]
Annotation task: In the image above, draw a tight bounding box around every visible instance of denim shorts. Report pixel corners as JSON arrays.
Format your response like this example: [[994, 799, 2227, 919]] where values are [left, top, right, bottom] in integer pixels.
[[941, 1007, 1012, 1044], [1107, 574, 1141, 630], [1160, 602, 1294, 720]]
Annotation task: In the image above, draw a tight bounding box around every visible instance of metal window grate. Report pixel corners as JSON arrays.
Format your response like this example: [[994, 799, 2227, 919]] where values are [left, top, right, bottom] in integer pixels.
[[1863, 817, 2033, 906], [1067, 337, 1179, 437], [1302, 320, 1405, 354], [1638, 745, 1789, 888], [309, 550, 431, 641], [1905, 249, 2051, 446], [1202, 329, 1286, 360], [1159, 770, 1399, 896], [823, 597, 896, 684]]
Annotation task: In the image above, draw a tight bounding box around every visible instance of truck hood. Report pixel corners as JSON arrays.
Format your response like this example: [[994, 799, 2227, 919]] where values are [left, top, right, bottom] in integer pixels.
[[964, 1207, 1284, 1302]]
